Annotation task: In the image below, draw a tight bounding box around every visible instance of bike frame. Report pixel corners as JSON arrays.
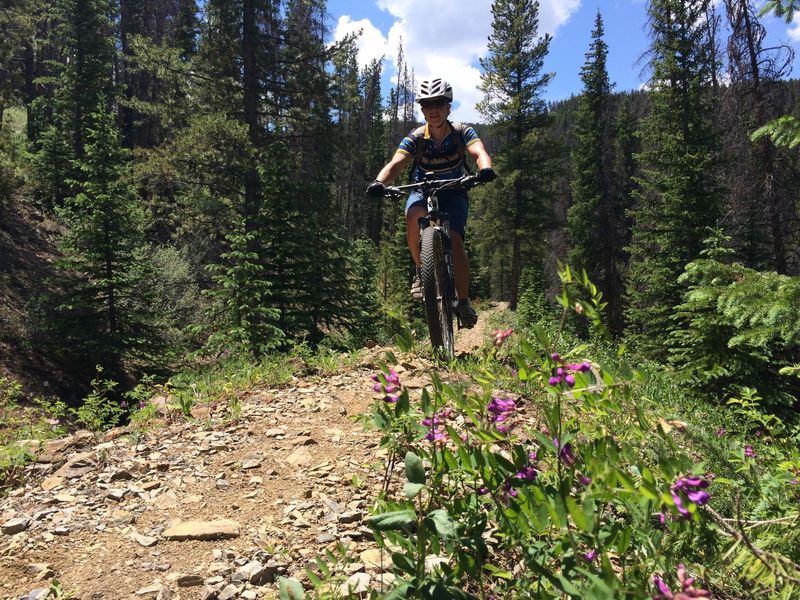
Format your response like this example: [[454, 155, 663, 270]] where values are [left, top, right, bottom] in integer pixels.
[[386, 173, 481, 312]]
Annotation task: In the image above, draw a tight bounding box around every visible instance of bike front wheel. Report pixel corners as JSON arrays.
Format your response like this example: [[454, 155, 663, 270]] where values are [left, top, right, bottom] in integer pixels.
[[420, 226, 454, 360]]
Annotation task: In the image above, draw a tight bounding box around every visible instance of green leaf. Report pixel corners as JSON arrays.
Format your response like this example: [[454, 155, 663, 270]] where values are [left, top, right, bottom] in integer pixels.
[[483, 563, 514, 580], [426, 508, 458, 540], [385, 583, 412, 600], [391, 551, 417, 575], [556, 573, 582, 595], [639, 468, 659, 501], [367, 510, 417, 531], [404, 482, 425, 499], [566, 496, 591, 533], [278, 577, 305, 600], [405, 451, 426, 484]]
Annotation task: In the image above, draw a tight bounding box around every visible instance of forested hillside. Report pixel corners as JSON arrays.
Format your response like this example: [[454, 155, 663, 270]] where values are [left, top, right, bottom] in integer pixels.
[[1, 0, 800, 597]]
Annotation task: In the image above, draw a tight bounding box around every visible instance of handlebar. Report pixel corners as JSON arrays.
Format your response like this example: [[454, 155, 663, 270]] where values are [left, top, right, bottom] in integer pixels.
[[384, 174, 483, 198]]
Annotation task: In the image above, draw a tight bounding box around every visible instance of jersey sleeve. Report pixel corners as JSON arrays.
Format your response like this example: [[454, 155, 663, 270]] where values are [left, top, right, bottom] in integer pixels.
[[463, 125, 480, 148], [397, 135, 416, 157]]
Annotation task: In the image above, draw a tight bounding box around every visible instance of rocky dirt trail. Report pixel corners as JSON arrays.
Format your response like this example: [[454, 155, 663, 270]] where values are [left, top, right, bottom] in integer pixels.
[[0, 305, 506, 600]]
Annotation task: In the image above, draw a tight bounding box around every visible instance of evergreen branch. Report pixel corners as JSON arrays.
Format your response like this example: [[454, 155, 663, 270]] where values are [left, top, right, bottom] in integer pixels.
[[704, 504, 800, 585], [751, 116, 800, 149], [719, 514, 800, 530]]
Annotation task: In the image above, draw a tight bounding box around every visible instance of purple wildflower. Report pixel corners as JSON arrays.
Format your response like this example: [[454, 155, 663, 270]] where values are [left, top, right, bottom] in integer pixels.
[[579, 475, 592, 486], [488, 397, 516, 414], [744, 445, 755, 458], [423, 407, 453, 446], [687, 490, 710, 505], [487, 396, 516, 433], [372, 369, 402, 403], [493, 328, 513, 347], [553, 438, 576, 467], [583, 550, 597, 562], [477, 486, 489, 495], [503, 481, 518, 499], [653, 564, 711, 599], [547, 356, 590, 388], [670, 476, 711, 519], [425, 428, 448, 445], [653, 575, 673, 599], [515, 466, 538, 482], [715, 427, 726, 437]]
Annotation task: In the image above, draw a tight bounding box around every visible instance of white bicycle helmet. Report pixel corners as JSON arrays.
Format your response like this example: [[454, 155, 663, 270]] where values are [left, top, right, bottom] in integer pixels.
[[416, 77, 453, 103]]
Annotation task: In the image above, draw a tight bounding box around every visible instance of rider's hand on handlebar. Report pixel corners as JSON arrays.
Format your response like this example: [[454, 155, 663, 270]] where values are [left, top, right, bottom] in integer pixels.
[[476, 167, 497, 183], [366, 180, 387, 198]]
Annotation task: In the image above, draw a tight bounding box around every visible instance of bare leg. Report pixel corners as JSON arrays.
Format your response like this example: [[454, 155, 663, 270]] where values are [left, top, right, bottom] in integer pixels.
[[406, 205, 427, 267], [450, 231, 469, 300]]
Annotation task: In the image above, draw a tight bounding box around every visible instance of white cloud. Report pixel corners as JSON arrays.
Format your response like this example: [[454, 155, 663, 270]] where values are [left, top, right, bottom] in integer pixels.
[[333, 16, 390, 68], [334, 0, 581, 122], [790, 14, 800, 43]]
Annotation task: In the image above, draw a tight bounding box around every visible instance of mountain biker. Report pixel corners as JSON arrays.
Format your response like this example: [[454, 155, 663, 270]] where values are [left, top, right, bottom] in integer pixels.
[[365, 77, 496, 328]]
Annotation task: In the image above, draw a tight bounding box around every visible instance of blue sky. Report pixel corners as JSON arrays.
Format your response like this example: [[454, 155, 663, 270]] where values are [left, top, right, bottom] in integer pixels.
[[326, 0, 800, 122]]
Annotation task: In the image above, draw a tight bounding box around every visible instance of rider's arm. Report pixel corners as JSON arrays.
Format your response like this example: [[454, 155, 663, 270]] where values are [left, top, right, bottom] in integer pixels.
[[466, 140, 492, 170], [375, 151, 412, 184]]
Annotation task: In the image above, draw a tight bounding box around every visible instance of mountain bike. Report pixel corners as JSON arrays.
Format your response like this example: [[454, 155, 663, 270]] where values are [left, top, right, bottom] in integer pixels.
[[385, 174, 486, 360]]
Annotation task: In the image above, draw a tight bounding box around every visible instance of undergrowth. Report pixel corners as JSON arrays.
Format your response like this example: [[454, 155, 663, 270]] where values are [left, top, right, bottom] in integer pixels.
[[272, 266, 800, 600]]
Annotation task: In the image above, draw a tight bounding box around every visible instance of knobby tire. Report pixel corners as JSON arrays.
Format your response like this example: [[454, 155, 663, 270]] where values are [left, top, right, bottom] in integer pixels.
[[420, 226, 454, 360]]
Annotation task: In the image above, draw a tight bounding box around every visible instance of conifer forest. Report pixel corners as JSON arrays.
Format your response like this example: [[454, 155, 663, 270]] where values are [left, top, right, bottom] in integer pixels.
[[2, 0, 800, 598]]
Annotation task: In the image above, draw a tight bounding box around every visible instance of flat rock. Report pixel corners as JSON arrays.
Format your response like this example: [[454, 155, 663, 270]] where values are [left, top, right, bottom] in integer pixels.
[[132, 533, 159, 547], [218, 584, 243, 600], [162, 519, 240, 541], [360, 548, 391, 571], [339, 572, 370, 596], [176, 574, 205, 587], [41, 476, 65, 491], [2, 516, 31, 535], [285, 446, 313, 466], [26, 563, 55, 581], [53, 452, 96, 478], [135, 583, 163, 596]]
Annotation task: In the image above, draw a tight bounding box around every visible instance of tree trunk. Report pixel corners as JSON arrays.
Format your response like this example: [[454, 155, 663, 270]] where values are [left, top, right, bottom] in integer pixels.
[[242, 0, 260, 227], [509, 180, 523, 310]]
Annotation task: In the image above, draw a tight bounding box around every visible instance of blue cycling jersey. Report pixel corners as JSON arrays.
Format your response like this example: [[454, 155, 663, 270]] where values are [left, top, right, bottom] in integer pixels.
[[397, 121, 481, 182]]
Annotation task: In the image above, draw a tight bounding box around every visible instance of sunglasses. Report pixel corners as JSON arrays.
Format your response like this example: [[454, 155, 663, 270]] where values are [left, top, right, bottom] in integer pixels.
[[419, 98, 448, 109]]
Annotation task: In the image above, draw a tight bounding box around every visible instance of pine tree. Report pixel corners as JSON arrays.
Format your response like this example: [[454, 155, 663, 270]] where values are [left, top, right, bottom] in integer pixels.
[[0, 0, 44, 122], [625, 0, 722, 357], [669, 228, 800, 406], [47, 99, 153, 379], [33, 0, 118, 206], [567, 11, 625, 333], [201, 224, 283, 358], [721, 0, 795, 272], [331, 36, 365, 237], [478, 0, 561, 309], [361, 59, 387, 241]]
